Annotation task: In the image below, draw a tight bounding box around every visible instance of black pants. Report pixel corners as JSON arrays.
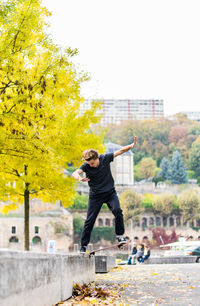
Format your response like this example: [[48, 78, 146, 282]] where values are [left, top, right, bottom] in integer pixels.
[[81, 189, 125, 247]]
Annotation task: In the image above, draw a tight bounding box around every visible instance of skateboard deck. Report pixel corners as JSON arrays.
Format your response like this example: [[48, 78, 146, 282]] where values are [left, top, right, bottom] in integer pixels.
[[88, 241, 130, 256]]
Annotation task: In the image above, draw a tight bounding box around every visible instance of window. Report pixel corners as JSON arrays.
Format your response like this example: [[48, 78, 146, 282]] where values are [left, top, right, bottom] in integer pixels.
[[142, 217, 147, 229], [11, 226, 16, 234], [163, 216, 167, 227], [149, 217, 154, 226], [169, 217, 174, 227], [176, 217, 181, 227], [156, 217, 161, 226], [123, 174, 129, 185], [105, 219, 111, 226], [9, 236, 19, 243], [116, 174, 122, 184], [117, 163, 122, 172], [98, 218, 103, 226], [35, 226, 39, 234], [32, 236, 42, 245]]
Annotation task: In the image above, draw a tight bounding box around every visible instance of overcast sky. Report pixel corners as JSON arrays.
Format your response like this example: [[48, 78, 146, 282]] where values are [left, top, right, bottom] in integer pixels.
[[42, 0, 200, 116]]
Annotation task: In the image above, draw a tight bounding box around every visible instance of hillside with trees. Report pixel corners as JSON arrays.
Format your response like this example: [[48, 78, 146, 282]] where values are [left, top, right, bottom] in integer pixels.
[[104, 114, 200, 182]]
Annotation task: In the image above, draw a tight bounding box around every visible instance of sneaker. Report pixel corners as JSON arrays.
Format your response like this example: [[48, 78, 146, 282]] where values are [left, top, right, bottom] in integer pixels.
[[117, 236, 127, 245], [80, 246, 87, 254]]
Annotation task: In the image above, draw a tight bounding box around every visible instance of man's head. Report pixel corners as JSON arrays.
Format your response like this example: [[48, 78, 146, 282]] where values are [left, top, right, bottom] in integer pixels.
[[82, 149, 99, 167]]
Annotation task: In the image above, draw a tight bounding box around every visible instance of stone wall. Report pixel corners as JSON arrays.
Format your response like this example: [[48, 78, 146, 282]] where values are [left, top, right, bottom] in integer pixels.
[[0, 250, 95, 306], [74, 209, 200, 243]]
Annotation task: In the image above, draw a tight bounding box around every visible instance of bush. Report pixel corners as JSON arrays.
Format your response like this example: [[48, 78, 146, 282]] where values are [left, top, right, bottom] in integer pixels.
[[152, 193, 177, 215], [90, 226, 115, 243], [152, 227, 180, 245], [70, 194, 89, 210], [141, 194, 154, 211], [120, 190, 144, 222], [177, 189, 200, 222], [73, 213, 84, 243], [187, 170, 195, 179], [69, 195, 109, 210]]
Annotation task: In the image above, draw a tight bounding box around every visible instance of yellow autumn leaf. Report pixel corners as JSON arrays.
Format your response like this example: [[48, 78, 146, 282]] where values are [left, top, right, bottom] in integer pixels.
[[91, 299, 99, 304], [121, 283, 129, 288]]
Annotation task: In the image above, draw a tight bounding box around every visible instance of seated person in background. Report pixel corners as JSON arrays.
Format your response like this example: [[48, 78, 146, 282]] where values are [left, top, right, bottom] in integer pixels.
[[127, 241, 137, 264], [134, 244, 144, 263], [128, 243, 144, 264], [132, 242, 137, 255], [140, 244, 151, 263]]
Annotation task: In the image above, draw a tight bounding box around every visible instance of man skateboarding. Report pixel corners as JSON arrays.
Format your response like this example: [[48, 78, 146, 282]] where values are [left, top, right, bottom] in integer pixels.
[[72, 136, 138, 253]]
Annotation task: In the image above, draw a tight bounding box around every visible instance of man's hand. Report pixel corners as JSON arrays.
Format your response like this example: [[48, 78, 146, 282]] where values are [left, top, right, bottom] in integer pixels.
[[130, 136, 138, 148], [72, 169, 90, 182], [114, 136, 138, 158], [79, 177, 90, 182]]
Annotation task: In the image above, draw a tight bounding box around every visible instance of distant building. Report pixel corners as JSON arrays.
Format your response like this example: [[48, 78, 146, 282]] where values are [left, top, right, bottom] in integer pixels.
[[105, 142, 134, 185], [181, 111, 200, 121], [0, 199, 73, 252], [80, 99, 164, 126]]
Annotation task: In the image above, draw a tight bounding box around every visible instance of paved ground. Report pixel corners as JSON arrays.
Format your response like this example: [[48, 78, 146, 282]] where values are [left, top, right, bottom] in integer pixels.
[[96, 263, 200, 305]]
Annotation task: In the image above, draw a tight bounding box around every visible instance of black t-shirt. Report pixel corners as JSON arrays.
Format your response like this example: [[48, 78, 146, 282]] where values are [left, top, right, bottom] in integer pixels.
[[79, 153, 114, 195]]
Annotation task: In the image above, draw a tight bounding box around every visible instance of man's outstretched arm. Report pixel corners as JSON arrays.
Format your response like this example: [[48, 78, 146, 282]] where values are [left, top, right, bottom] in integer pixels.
[[114, 136, 138, 158]]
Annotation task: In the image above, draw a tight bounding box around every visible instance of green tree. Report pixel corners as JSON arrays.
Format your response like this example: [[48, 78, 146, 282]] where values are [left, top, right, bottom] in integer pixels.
[[187, 122, 200, 136], [152, 193, 177, 215], [73, 213, 84, 243], [120, 190, 144, 222], [169, 151, 187, 184], [137, 157, 157, 180], [159, 157, 170, 180], [70, 194, 89, 210], [90, 227, 115, 243], [188, 142, 200, 178], [0, 0, 104, 250], [177, 189, 200, 223], [141, 193, 154, 211]]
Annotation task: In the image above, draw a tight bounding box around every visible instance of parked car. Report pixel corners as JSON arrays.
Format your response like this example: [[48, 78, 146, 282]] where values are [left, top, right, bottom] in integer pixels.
[[184, 246, 200, 262], [160, 241, 200, 257]]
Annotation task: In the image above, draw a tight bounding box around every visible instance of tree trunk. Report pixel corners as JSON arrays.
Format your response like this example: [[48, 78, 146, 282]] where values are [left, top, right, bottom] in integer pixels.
[[24, 165, 30, 251]]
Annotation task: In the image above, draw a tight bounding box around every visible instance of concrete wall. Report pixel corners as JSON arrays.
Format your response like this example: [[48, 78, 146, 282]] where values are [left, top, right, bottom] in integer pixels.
[[0, 249, 95, 306], [95, 255, 116, 273], [144, 256, 197, 264]]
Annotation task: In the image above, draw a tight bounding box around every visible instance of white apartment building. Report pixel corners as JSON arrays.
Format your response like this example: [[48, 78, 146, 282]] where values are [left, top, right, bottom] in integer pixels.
[[80, 99, 164, 125], [105, 142, 134, 185]]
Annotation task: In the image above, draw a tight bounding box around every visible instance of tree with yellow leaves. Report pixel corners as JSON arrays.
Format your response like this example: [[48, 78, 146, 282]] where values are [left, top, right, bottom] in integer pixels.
[[120, 190, 144, 223], [0, 0, 104, 250]]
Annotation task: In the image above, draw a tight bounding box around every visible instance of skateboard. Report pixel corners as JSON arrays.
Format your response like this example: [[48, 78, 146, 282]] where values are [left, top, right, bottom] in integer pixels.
[[88, 241, 130, 256]]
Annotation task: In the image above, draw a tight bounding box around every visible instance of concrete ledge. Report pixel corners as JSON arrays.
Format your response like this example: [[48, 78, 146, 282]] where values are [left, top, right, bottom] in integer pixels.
[[0, 249, 95, 306], [119, 256, 198, 265], [95, 255, 116, 273], [144, 256, 197, 264]]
